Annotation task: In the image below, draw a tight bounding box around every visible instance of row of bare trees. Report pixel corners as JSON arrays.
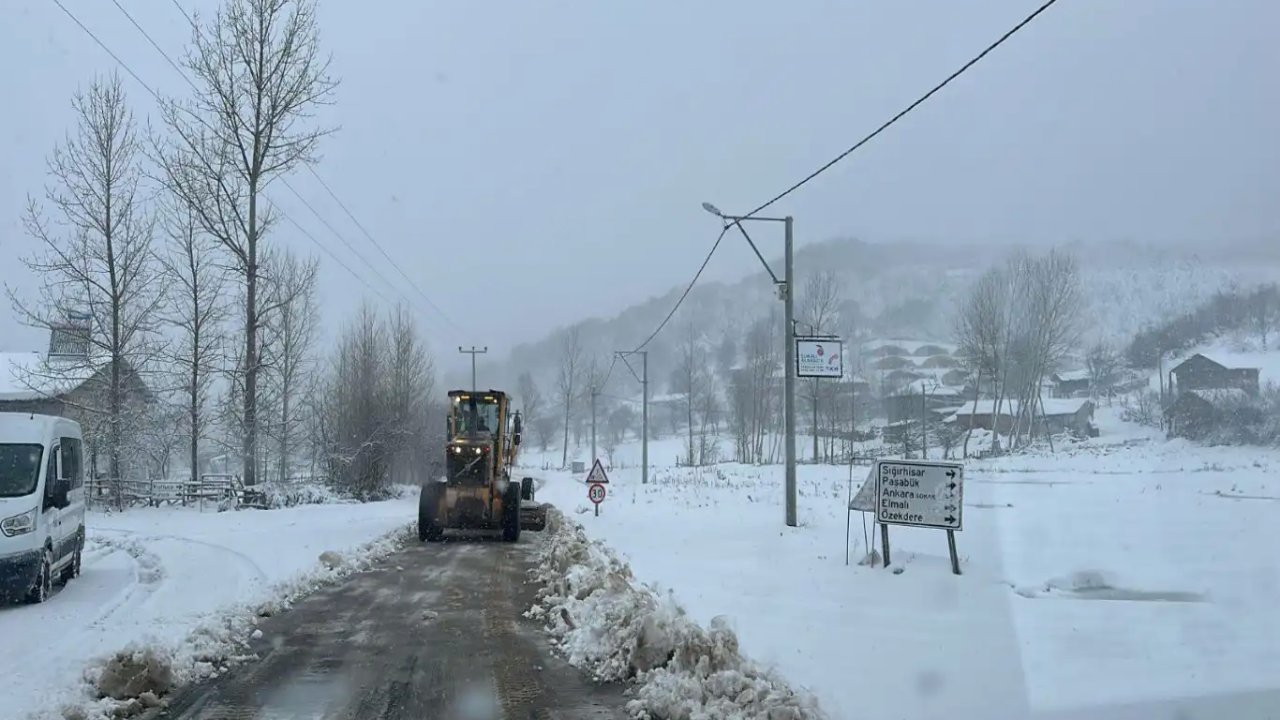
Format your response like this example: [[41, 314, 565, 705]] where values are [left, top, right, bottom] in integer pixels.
[[313, 305, 439, 499], [510, 269, 862, 468], [954, 249, 1084, 455], [6, 1, 403, 502]]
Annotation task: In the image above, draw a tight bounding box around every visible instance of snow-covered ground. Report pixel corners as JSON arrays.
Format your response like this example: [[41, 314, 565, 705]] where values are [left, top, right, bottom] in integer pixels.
[[524, 411, 1280, 719], [0, 495, 416, 719]]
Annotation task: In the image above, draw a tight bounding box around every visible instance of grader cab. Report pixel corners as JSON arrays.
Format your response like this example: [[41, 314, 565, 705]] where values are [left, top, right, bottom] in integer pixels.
[[418, 390, 547, 542]]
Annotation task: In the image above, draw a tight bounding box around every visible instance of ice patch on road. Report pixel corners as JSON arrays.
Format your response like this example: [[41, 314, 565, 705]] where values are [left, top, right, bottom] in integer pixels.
[[527, 508, 824, 719]]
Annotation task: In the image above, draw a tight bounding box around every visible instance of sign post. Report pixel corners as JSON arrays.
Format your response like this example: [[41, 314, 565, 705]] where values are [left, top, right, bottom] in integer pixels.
[[584, 459, 609, 516], [872, 458, 964, 575], [588, 483, 606, 516]]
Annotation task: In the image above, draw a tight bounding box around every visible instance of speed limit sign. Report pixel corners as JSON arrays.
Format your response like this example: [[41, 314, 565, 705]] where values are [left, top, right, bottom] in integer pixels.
[[588, 482, 606, 516]]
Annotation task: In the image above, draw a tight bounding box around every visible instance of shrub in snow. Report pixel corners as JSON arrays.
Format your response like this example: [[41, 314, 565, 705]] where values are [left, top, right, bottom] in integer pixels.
[[94, 647, 174, 701], [529, 509, 825, 719]]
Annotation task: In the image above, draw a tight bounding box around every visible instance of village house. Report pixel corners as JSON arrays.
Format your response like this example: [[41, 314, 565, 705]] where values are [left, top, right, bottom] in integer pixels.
[[1050, 369, 1091, 398], [0, 321, 153, 477], [945, 398, 1096, 438], [1164, 354, 1262, 440], [1168, 353, 1260, 394]]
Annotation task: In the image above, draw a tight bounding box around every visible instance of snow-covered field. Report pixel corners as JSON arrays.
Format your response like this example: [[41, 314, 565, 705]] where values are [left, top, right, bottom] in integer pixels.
[[0, 494, 416, 719], [525, 411, 1280, 719]]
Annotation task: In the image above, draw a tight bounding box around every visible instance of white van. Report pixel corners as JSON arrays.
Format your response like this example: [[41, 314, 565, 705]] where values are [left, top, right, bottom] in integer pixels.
[[0, 413, 86, 603]]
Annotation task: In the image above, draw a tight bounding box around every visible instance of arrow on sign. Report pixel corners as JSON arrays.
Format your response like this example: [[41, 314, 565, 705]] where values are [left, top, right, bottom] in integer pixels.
[[948, 482, 957, 491], [943, 504, 957, 512], [946, 469, 956, 479], [944, 515, 957, 524]]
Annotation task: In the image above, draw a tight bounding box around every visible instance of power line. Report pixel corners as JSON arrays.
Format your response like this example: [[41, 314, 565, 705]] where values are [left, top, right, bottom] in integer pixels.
[[52, 0, 159, 99], [746, 0, 1060, 218], [303, 165, 462, 332], [627, 0, 1061, 352], [630, 224, 730, 352]]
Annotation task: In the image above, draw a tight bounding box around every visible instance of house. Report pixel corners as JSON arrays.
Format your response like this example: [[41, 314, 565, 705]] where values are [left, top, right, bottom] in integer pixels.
[[883, 383, 967, 425], [1165, 388, 1250, 440], [0, 321, 153, 477], [1169, 354, 1260, 395], [1050, 369, 1091, 398], [945, 398, 1096, 438]]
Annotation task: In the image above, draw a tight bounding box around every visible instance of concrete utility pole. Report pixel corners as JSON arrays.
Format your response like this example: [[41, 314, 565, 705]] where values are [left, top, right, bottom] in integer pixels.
[[458, 346, 487, 391], [615, 350, 649, 485], [783, 215, 796, 527], [702, 202, 797, 527]]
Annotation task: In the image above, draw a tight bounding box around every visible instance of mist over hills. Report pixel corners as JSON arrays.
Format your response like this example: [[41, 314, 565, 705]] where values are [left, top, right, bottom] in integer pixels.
[[495, 237, 1279, 394]]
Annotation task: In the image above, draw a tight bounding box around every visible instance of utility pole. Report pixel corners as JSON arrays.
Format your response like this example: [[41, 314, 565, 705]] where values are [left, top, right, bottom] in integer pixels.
[[783, 215, 796, 527], [615, 350, 649, 485], [590, 384, 598, 463], [458, 346, 487, 391], [700, 203, 796, 527]]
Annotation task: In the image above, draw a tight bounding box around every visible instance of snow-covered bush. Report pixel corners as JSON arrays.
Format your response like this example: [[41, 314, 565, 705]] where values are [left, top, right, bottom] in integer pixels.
[[528, 508, 825, 719]]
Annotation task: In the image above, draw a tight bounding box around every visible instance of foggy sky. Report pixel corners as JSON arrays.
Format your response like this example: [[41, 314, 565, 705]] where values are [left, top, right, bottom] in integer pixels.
[[2, 1, 1277, 380]]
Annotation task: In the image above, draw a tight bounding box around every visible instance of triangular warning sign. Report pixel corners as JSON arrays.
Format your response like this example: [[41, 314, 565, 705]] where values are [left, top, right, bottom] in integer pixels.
[[849, 465, 876, 512], [585, 458, 609, 484]]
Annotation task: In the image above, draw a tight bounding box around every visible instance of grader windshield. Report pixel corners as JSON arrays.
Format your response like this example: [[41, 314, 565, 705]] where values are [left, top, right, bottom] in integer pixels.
[[451, 394, 500, 437]]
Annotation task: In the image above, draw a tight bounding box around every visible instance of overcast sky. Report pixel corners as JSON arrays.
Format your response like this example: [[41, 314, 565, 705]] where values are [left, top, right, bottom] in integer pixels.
[[2, 1, 1277, 377]]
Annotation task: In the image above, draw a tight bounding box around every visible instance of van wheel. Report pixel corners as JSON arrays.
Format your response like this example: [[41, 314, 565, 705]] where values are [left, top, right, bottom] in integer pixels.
[[26, 550, 53, 604], [61, 531, 84, 582]]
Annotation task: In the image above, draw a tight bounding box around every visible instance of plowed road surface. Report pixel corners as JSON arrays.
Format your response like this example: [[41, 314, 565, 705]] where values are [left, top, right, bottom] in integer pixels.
[[157, 536, 625, 719]]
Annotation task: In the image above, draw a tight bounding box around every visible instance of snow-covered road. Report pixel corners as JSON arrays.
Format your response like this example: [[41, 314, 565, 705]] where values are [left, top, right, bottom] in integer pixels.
[[0, 496, 416, 719]]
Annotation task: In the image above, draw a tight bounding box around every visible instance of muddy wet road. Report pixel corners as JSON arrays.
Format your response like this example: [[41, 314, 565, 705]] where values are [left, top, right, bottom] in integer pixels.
[[158, 535, 626, 720]]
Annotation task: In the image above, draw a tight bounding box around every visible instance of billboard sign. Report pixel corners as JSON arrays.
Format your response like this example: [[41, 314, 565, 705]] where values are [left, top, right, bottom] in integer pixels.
[[796, 337, 843, 378]]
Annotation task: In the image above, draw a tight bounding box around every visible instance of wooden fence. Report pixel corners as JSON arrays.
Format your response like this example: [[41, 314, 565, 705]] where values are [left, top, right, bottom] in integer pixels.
[[85, 474, 281, 511]]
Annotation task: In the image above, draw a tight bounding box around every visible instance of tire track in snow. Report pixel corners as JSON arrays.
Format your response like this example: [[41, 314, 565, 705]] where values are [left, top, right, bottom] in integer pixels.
[[94, 527, 270, 586]]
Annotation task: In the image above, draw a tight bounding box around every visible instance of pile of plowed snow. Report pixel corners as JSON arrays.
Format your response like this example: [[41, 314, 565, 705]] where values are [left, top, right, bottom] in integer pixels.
[[527, 509, 824, 720]]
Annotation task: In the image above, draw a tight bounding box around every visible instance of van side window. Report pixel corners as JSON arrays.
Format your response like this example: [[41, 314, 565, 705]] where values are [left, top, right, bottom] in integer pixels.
[[45, 444, 58, 500], [61, 437, 83, 489]]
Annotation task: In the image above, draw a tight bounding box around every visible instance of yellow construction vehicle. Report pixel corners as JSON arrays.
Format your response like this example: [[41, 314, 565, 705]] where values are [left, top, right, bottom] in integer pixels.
[[418, 389, 546, 542]]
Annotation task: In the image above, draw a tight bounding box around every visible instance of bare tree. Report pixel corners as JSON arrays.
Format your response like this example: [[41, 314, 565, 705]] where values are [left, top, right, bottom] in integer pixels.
[[798, 270, 841, 462], [155, 0, 338, 487], [954, 267, 1003, 457], [1085, 341, 1121, 404], [10, 74, 164, 502], [729, 312, 781, 464], [258, 249, 319, 482], [158, 202, 228, 485], [382, 305, 436, 486], [672, 322, 709, 465], [556, 326, 583, 467], [517, 371, 544, 428], [322, 303, 391, 499], [1250, 284, 1278, 350]]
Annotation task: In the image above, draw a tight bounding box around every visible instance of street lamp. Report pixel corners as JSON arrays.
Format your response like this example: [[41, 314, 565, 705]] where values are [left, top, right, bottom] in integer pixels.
[[702, 201, 797, 528]]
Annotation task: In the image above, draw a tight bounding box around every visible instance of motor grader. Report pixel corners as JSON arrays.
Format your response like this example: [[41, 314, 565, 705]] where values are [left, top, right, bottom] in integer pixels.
[[418, 389, 547, 542]]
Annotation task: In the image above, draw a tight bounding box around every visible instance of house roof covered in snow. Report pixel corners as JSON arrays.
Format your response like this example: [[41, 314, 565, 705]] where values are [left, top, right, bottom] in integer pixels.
[[946, 397, 1093, 420], [0, 351, 109, 402], [1053, 369, 1090, 383]]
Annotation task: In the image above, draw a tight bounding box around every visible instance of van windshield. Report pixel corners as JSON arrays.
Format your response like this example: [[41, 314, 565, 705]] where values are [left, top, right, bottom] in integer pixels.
[[0, 444, 44, 498]]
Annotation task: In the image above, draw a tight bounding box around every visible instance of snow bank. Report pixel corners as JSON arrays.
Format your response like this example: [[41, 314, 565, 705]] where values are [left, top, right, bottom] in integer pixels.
[[527, 508, 824, 720], [51, 524, 413, 720]]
